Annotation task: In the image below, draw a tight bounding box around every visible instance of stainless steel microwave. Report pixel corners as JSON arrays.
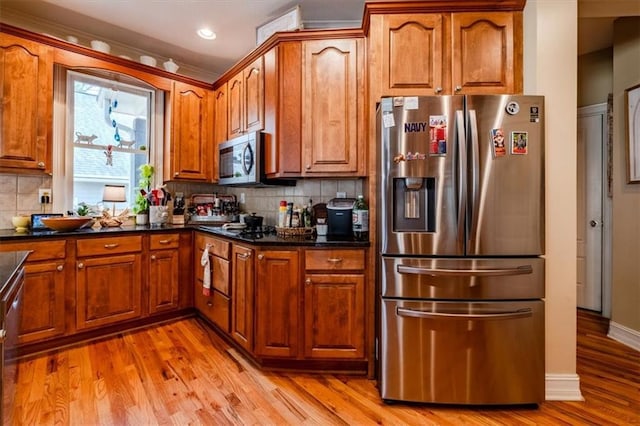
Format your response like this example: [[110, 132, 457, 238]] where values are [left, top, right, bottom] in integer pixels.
[[218, 131, 294, 186]]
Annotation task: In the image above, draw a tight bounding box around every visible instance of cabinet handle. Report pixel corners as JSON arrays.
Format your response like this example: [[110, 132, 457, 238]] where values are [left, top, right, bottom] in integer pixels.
[[104, 243, 119, 249], [305, 278, 312, 285], [174, 172, 179, 177], [257, 254, 264, 260], [434, 87, 443, 94], [159, 239, 171, 244], [56, 265, 64, 271], [78, 262, 84, 269], [207, 301, 213, 307], [0, 329, 6, 342], [37, 161, 45, 169], [305, 164, 311, 170], [327, 257, 343, 263], [151, 255, 156, 260], [454, 85, 462, 92], [239, 252, 252, 260]]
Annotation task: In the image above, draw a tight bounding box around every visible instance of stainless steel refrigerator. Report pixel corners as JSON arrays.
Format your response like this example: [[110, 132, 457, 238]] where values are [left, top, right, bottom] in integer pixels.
[[378, 95, 545, 405]]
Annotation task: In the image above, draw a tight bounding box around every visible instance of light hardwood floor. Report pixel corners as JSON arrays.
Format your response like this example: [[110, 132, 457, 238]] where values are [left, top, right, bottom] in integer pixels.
[[5, 310, 639, 425]]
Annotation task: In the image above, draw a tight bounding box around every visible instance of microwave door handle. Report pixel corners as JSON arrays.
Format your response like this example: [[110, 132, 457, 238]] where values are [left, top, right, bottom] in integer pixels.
[[241, 143, 253, 175], [397, 307, 533, 320], [456, 109, 467, 252], [396, 264, 533, 277]]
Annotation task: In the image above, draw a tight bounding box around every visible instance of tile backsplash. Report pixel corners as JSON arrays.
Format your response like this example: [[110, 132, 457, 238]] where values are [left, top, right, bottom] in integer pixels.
[[0, 173, 54, 230]]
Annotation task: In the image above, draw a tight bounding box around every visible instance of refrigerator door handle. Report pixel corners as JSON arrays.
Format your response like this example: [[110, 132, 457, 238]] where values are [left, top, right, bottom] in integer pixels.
[[396, 264, 533, 277], [397, 307, 533, 320], [468, 109, 480, 251], [456, 109, 467, 250]]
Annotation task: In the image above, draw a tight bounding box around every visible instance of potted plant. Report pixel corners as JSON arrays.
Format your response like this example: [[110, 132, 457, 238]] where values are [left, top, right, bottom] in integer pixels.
[[133, 163, 154, 225]]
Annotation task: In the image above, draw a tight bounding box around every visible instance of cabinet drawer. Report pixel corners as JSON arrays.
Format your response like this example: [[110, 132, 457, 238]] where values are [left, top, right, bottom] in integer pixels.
[[77, 236, 142, 257], [195, 233, 230, 259], [196, 289, 230, 332], [305, 249, 365, 271], [196, 256, 230, 295], [150, 233, 180, 250], [0, 240, 66, 261]]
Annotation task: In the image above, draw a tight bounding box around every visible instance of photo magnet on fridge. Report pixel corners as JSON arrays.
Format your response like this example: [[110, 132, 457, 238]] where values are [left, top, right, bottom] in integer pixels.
[[429, 115, 447, 156], [511, 131, 528, 155], [491, 128, 506, 158]]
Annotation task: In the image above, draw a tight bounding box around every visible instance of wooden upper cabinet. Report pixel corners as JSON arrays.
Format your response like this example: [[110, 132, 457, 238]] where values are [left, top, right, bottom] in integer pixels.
[[302, 38, 364, 176], [212, 83, 227, 180], [382, 14, 449, 94], [167, 81, 213, 181], [0, 33, 53, 173], [452, 12, 521, 94], [227, 57, 264, 139]]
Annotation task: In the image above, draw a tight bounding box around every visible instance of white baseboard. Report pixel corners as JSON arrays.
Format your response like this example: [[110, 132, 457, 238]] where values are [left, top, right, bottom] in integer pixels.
[[545, 374, 584, 401], [608, 321, 640, 352]]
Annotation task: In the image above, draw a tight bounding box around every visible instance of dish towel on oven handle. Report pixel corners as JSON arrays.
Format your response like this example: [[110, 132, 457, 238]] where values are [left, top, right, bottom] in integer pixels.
[[200, 243, 212, 296]]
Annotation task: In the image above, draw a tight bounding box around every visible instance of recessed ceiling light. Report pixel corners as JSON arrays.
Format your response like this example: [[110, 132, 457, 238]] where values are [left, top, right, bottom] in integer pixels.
[[197, 28, 216, 40]]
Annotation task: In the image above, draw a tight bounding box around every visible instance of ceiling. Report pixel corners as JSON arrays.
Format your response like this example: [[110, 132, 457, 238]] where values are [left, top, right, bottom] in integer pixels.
[[1, 0, 636, 81]]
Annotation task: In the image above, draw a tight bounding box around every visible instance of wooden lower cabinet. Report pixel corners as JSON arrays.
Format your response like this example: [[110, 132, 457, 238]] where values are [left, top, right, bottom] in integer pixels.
[[303, 249, 366, 360], [231, 244, 254, 351], [149, 234, 180, 314], [194, 233, 231, 332], [254, 249, 299, 358], [76, 236, 143, 330], [0, 240, 66, 344]]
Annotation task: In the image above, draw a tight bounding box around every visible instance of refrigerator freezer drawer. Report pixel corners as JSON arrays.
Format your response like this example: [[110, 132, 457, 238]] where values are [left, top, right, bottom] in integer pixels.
[[380, 299, 545, 405], [382, 256, 544, 300]]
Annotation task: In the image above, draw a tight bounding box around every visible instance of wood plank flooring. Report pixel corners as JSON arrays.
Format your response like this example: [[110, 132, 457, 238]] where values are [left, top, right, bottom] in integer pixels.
[[5, 309, 639, 425]]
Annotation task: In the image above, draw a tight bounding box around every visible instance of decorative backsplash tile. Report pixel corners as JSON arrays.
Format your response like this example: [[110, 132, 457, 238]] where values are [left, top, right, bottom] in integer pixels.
[[0, 174, 53, 230]]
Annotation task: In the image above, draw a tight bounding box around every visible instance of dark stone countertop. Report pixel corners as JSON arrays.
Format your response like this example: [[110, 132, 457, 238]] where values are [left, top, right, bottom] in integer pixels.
[[0, 251, 29, 296], [0, 224, 369, 248]]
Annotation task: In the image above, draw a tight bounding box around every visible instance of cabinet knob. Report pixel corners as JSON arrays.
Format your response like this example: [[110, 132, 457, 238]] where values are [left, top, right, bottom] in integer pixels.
[[37, 161, 45, 169], [78, 262, 84, 269], [454, 85, 462, 93], [151, 255, 156, 260], [257, 254, 264, 260], [305, 278, 312, 285], [305, 164, 311, 170], [56, 265, 64, 271], [435, 87, 443, 94], [206, 301, 213, 307], [174, 172, 179, 177]]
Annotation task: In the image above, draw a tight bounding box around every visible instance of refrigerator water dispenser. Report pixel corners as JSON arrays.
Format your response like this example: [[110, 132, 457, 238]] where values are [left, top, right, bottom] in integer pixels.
[[393, 178, 435, 232]]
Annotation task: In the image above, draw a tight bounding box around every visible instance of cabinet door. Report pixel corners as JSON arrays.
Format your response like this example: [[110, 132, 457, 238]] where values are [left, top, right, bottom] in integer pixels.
[[243, 56, 264, 133], [149, 249, 179, 314], [382, 14, 448, 95], [254, 250, 299, 358], [213, 83, 227, 181], [302, 38, 364, 175], [169, 81, 213, 181], [18, 261, 66, 344], [76, 254, 142, 330], [231, 245, 254, 351], [304, 273, 365, 359], [0, 34, 52, 172], [451, 12, 521, 94], [227, 72, 244, 139]]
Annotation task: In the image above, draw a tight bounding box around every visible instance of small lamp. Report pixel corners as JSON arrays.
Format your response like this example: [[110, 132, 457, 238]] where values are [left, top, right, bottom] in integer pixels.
[[102, 184, 126, 216]]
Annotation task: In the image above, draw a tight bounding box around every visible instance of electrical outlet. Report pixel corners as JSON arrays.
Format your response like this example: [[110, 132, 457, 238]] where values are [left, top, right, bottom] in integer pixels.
[[240, 192, 245, 203], [38, 188, 52, 204], [336, 191, 346, 198]]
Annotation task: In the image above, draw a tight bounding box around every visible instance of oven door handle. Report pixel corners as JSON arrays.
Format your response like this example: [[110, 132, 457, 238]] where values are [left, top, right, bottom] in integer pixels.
[[397, 307, 533, 320], [396, 265, 533, 277]]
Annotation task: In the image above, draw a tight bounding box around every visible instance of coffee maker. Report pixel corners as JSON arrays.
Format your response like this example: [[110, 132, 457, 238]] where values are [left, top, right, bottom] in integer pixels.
[[326, 198, 355, 237]]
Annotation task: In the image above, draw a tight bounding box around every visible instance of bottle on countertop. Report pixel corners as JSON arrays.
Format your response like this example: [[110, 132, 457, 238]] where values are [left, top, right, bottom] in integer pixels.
[[286, 202, 294, 227], [305, 199, 313, 227], [352, 195, 369, 241], [278, 200, 287, 227]]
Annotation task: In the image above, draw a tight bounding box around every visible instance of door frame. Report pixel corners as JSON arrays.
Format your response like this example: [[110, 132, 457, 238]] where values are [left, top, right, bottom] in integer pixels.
[[577, 103, 612, 317]]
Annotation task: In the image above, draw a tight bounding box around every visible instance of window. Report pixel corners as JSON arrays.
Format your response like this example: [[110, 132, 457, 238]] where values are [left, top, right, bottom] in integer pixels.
[[62, 70, 159, 215]]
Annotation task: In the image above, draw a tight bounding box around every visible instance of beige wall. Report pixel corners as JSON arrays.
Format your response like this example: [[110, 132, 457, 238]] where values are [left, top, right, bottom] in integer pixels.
[[525, 0, 578, 375], [611, 17, 640, 331], [578, 48, 613, 107]]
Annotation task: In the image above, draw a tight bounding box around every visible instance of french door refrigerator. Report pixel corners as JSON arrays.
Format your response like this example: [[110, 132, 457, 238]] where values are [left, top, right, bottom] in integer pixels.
[[378, 95, 545, 405]]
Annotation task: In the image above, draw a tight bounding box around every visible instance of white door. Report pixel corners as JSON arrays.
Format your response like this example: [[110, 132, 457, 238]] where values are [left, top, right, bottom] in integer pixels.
[[577, 104, 606, 312]]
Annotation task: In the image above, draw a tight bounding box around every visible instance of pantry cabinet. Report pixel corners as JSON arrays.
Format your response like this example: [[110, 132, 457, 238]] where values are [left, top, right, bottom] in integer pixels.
[[0, 33, 53, 173], [301, 38, 365, 176], [0, 240, 66, 344], [368, 10, 523, 95], [228, 56, 264, 139], [167, 81, 214, 181], [254, 249, 300, 358], [75, 236, 143, 330]]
